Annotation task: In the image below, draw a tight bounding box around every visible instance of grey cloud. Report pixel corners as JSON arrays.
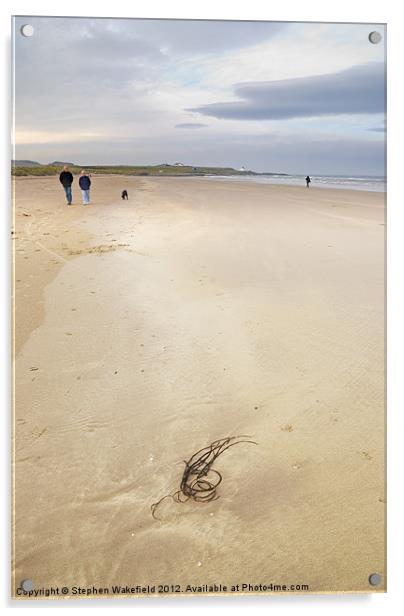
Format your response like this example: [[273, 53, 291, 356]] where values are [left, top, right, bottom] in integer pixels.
[[187, 63, 386, 120], [131, 19, 287, 54], [14, 16, 169, 131], [15, 16, 283, 133], [13, 16, 287, 125], [14, 17, 165, 90], [175, 123, 208, 128]]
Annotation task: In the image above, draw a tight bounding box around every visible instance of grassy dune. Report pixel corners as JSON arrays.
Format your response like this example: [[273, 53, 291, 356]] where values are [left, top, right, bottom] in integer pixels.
[[12, 164, 256, 177]]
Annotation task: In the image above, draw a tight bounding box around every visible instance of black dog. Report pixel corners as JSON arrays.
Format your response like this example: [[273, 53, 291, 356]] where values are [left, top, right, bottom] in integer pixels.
[[121, 190, 128, 200]]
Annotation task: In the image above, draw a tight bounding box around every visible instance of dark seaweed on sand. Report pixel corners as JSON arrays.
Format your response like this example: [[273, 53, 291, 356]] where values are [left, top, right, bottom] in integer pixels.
[[151, 435, 257, 520]]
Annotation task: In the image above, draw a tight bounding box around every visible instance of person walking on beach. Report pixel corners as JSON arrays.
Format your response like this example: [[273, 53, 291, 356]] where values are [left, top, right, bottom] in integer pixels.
[[59, 165, 74, 205], [305, 175, 311, 188], [79, 170, 91, 205]]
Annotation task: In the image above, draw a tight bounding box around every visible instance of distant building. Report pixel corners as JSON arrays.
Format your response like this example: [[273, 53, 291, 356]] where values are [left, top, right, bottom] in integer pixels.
[[174, 162, 185, 166]]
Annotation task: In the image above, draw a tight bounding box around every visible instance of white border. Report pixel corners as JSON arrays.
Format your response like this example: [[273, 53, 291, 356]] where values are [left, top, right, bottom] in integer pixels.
[[2, 1, 403, 614]]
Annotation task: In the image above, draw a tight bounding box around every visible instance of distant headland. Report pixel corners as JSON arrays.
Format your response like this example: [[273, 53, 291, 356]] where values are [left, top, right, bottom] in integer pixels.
[[11, 160, 288, 178]]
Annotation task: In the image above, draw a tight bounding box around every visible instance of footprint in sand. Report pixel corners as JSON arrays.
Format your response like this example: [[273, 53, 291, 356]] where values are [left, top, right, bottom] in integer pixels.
[[330, 409, 339, 424]]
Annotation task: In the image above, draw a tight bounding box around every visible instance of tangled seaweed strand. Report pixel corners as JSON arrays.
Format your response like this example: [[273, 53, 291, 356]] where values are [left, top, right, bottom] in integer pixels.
[[151, 435, 257, 520]]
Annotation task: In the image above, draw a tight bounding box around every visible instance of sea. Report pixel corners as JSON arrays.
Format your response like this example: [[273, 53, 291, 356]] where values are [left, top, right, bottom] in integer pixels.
[[202, 174, 386, 193]]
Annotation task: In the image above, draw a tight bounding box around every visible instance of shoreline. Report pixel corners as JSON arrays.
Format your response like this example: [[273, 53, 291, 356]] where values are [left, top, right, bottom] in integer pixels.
[[11, 173, 386, 194]]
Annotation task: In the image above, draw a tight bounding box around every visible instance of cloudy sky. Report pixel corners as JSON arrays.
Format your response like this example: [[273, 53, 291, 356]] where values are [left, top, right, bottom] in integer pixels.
[[13, 17, 386, 174]]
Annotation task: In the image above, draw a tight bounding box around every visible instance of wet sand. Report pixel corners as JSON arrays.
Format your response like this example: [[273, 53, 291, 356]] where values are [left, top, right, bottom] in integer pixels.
[[12, 176, 386, 596]]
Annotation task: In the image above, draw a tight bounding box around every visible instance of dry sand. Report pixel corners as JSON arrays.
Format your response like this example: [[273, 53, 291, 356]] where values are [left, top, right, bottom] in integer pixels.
[[12, 175, 386, 596]]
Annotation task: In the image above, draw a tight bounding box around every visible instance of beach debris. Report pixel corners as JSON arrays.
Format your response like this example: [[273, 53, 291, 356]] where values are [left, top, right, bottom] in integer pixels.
[[281, 424, 294, 432], [151, 435, 257, 520], [67, 244, 129, 256], [29, 367, 39, 371]]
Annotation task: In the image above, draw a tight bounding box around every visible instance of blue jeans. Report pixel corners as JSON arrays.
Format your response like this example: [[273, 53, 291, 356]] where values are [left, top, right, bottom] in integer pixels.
[[81, 189, 90, 204], [63, 186, 72, 204]]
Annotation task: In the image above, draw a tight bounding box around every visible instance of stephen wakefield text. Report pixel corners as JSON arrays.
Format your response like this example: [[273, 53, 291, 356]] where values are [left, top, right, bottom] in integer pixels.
[[16, 582, 310, 597]]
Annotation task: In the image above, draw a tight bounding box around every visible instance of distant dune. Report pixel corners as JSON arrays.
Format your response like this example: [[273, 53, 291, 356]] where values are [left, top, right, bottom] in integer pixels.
[[48, 161, 76, 167], [11, 160, 42, 167], [11, 163, 260, 177]]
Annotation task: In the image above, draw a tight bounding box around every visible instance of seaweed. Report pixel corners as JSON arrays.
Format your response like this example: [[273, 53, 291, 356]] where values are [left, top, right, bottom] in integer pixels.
[[151, 435, 257, 520]]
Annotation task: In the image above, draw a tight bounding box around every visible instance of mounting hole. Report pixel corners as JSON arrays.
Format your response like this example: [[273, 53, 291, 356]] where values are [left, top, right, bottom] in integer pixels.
[[20, 24, 34, 37], [368, 573, 381, 586], [21, 579, 34, 591], [368, 31, 382, 44]]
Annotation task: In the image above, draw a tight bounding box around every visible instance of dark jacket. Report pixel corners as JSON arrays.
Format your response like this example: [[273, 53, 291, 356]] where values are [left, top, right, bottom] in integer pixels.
[[79, 175, 91, 190], [59, 171, 73, 187]]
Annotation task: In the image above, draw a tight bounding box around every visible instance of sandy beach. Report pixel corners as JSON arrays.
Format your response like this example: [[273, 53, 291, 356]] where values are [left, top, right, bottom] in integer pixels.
[[12, 175, 385, 596]]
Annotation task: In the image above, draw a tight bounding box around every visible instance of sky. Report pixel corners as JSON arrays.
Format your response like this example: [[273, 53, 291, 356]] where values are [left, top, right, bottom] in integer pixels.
[[13, 17, 386, 175]]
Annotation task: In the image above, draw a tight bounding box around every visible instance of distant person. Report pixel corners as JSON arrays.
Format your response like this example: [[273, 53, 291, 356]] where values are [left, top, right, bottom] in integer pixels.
[[59, 165, 73, 205], [121, 189, 128, 200], [79, 170, 91, 205], [305, 175, 311, 188]]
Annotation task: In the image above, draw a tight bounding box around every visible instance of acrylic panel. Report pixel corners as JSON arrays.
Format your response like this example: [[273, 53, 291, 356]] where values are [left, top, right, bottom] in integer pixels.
[[11, 16, 386, 598]]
